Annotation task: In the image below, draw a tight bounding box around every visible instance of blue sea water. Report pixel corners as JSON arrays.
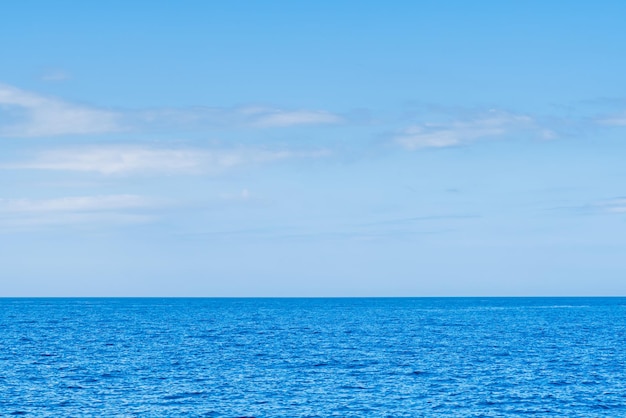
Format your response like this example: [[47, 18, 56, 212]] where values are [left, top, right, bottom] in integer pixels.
[[1, 298, 626, 417]]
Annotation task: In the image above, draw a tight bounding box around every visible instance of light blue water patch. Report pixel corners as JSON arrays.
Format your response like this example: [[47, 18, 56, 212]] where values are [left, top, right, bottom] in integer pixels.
[[1, 297, 625, 416]]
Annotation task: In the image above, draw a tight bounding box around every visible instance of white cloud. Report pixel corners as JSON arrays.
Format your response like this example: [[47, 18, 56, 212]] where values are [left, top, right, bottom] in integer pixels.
[[0, 194, 156, 230], [0, 195, 150, 213], [0, 83, 343, 138], [394, 110, 535, 150], [132, 106, 344, 130], [0, 83, 120, 137], [1, 145, 329, 175], [245, 108, 343, 128], [5, 147, 209, 175]]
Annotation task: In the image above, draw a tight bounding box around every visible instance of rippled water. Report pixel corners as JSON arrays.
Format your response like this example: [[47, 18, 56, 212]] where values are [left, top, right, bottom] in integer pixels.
[[1, 298, 626, 416]]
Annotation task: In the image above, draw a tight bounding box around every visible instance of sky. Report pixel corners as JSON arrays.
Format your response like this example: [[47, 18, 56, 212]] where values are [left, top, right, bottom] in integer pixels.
[[1, 1, 626, 296]]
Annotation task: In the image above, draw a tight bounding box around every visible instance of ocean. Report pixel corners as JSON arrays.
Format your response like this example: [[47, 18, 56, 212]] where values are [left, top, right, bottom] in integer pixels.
[[1, 297, 625, 416]]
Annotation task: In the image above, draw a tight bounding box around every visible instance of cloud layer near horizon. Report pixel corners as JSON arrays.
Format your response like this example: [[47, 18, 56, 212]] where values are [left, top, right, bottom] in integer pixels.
[[0, 194, 157, 229]]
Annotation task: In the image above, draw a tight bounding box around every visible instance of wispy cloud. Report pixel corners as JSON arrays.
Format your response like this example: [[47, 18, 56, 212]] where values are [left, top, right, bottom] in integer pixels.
[[0, 194, 150, 213], [242, 107, 342, 128], [394, 110, 539, 150], [551, 197, 626, 215], [1, 145, 329, 175], [0, 83, 120, 137], [0, 83, 343, 138], [0, 194, 156, 230], [596, 198, 626, 214], [40, 69, 71, 82], [130, 106, 343, 131], [596, 112, 626, 126]]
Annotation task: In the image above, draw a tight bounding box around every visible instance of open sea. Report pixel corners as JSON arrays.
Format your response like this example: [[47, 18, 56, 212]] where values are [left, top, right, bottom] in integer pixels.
[[1, 297, 625, 417]]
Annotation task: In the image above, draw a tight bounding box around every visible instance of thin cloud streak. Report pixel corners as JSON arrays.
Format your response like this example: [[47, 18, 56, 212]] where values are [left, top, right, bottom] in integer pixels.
[[246, 108, 342, 128], [0, 194, 157, 231], [394, 110, 536, 150], [130, 106, 343, 130], [0, 83, 344, 138], [0, 212, 156, 230], [596, 112, 626, 126], [0, 83, 120, 137], [0, 195, 151, 213], [549, 197, 626, 215], [1, 146, 330, 175], [598, 198, 626, 214]]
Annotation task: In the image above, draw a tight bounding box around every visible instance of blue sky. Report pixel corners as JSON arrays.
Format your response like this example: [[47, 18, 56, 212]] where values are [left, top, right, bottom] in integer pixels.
[[1, 1, 626, 296]]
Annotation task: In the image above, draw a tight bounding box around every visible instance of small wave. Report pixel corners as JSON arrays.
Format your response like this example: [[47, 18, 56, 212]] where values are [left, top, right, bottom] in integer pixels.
[[163, 391, 206, 400], [338, 384, 368, 390]]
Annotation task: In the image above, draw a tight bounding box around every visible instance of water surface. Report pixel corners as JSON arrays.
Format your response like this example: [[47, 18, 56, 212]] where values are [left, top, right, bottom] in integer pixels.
[[1, 297, 625, 416]]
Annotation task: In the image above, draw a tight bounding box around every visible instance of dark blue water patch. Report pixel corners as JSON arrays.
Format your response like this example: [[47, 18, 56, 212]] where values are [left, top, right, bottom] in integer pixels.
[[1, 297, 626, 416]]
